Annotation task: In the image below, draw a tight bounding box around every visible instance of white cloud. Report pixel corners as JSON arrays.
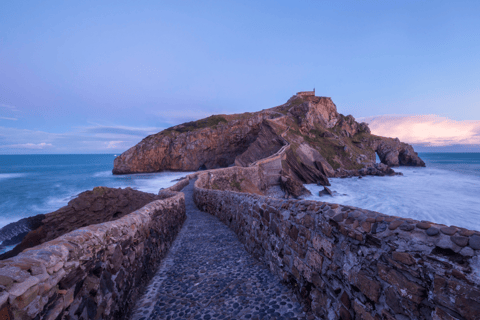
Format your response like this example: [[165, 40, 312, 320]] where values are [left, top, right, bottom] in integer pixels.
[[0, 117, 17, 121], [106, 141, 129, 149], [0, 103, 17, 111], [0, 142, 53, 149], [0, 123, 164, 153], [359, 114, 480, 146]]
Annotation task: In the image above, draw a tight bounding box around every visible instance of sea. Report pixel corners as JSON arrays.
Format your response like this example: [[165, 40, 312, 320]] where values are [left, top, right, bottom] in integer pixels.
[[306, 153, 480, 231], [0, 154, 191, 229], [0, 153, 479, 238]]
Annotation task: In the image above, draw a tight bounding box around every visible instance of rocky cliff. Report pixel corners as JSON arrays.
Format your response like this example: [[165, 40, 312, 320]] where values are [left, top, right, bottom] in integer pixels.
[[113, 94, 425, 186]]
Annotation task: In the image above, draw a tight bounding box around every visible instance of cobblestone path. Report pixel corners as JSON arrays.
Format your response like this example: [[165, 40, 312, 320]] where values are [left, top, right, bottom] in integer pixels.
[[131, 180, 308, 320]]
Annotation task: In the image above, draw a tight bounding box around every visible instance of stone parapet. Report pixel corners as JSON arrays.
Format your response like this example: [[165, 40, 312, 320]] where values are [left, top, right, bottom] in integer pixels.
[[0, 191, 186, 319], [194, 175, 480, 319]]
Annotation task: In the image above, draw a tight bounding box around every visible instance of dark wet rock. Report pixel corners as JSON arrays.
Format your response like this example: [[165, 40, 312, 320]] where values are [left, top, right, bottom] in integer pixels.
[[318, 187, 333, 197], [399, 223, 415, 232], [280, 175, 311, 199], [426, 227, 440, 236], [469, 235, 480, 250], [451, 236, 469, 247], [440, 227, 457, 235], [416, 222, 431, 230]]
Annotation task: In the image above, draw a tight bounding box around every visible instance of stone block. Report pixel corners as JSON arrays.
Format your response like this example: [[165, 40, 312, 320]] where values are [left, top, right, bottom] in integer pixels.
[[11, 284, 39, 309], [469, 234, 480, 250], [8, 276, 40, 299], [352, 299, 375, 320], [392, 252, 416, 266], [354, 271, 381, 303], [440, 227, 457, 236], [360, 221, 372, 233], [433, 275, 480, 319], [451, 236, 468, 247], [378, 263, 425, 304], [388, 220, 404, 230], [306, 249, 323, 272], [310, 288, 329, 318], [294, 257, 312, 282], [312, 235, 333, 259]]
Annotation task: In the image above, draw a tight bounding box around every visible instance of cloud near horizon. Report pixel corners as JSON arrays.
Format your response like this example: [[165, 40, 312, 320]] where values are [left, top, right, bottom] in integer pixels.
[[0, 142, 53, 149], [0, 124, 164, 154], [359, 114, 480, 146]]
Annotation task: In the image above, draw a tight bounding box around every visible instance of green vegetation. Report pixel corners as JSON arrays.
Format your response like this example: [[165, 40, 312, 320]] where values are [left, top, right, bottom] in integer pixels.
[[212, 182, 220, 190], [166, 115, 228, 133], [229, 178, 242, 191], [290, 96, 304, 108]]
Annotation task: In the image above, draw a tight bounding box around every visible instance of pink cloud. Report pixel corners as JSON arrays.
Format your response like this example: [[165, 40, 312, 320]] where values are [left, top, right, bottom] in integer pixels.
[[359, 114, 480, 146]]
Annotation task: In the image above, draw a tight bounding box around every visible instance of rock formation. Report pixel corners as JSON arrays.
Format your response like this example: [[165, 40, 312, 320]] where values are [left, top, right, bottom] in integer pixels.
[[113, 94, 425, 187], [0, 186, 159, 260]]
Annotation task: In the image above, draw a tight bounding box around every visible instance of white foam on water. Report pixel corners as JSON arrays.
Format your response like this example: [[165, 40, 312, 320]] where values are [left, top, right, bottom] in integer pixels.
[[0, 244, 17, 255], [0, 173, 26, 180], [0, 217, 26, 229], [93, 171, 113, 178], [305, 167, 480, 231], [130, 171, 194, 194]]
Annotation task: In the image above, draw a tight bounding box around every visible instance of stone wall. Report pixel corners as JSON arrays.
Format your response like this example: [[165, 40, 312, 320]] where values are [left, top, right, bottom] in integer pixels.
[[194, 175, 480, 320], [1, 187, 161, 260], [0, 190, 186, 319]]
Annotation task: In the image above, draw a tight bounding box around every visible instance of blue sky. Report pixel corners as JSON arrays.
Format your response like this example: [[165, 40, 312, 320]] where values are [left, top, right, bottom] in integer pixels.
[[1, 0, 479, 154]]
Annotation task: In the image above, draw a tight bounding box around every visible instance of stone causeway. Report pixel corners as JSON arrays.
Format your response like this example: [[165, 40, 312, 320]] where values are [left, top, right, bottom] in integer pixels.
[[131, 181, 309, 320]]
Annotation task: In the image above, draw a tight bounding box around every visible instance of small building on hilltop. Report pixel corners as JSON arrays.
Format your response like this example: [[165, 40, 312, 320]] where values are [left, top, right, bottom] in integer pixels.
[[296, 88, 315, 96]]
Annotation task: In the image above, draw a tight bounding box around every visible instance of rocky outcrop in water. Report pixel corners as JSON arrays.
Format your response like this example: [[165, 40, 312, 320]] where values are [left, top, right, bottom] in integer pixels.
[[0, 186, 159, 260], [113, 94, 425, 186]]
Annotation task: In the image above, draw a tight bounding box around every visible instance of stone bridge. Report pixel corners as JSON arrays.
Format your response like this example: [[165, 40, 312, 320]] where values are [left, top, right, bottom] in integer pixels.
[[1, 165, 480, 319]]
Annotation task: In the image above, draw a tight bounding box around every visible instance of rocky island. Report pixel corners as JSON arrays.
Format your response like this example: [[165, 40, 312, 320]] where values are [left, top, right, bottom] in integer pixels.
[[113, 92, 424, 197], [1, 92, 478, 320]]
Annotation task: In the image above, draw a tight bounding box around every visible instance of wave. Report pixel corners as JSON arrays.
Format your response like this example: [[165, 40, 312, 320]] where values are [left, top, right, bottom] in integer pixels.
[[0, 173, 26, 180], [128, 171, 193, 194], [305, 167, 480, 231], [93, 171, 113, 178]]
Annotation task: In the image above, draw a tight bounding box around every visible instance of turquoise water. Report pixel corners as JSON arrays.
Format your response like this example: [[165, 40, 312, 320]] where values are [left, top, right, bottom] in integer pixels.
[[0, 154, 191, 228], [306, 153, 480, 231]]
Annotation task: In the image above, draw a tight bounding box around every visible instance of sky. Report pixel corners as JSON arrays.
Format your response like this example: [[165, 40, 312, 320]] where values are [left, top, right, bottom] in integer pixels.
[[1, 0, 479, 154]]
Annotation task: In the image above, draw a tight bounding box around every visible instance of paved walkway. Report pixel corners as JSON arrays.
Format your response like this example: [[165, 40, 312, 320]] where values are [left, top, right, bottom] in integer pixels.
[[131, 180, 308, 320]]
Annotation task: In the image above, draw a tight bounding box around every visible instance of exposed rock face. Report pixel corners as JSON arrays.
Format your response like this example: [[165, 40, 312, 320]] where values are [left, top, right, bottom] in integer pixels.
[[0, 186, 159, 260], [234, 121, 285, 167], [113, 94, 425, 185], [373, 137, 426, 167], [113, 114, 272, 173], [280, 175, 311, 199]]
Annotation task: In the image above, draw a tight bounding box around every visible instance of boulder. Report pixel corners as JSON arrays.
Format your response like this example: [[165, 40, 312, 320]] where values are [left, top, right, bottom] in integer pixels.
[[318, 187, 334, 197], [280, 175, 311, 199]]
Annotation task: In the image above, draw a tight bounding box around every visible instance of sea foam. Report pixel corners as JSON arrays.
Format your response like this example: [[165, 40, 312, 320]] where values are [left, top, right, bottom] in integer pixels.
[[305, 166, 480, 231]]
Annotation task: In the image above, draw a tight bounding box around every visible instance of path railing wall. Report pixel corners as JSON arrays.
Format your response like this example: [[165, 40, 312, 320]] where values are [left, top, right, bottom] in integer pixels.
[[0, 190, 186, 320], [194, 172, 480, 320]]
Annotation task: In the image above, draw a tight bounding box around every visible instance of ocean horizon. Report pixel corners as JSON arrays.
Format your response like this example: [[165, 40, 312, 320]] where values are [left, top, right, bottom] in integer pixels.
[[1, 152, 479, 234]]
